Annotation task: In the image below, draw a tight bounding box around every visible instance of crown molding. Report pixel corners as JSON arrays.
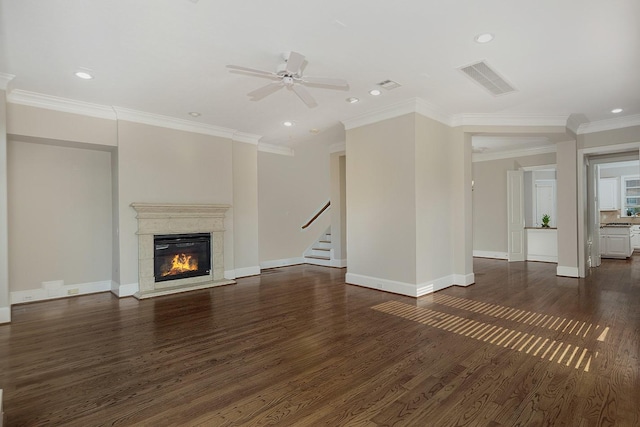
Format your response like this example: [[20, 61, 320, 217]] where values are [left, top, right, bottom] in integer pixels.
[[472, 144, 557, 162], [258, 142, 294, 156], [577, 114, 640, 135], [113, 106, 239, 139], [232, 131, 261, 145], [451, 113, 569, 128], [8, 89, 117, 120], [342, 98, 452, 130], [0, 73, 15, 91], [329, 142, 346, 153]]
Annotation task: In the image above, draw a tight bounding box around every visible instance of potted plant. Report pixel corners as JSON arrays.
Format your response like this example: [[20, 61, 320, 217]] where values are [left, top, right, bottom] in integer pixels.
[[541, 214, 551, 228]]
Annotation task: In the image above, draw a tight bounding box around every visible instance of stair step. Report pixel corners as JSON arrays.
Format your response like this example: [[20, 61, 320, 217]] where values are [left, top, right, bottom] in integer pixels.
[[319, 240, 331, 243], [305, 255, 330, 260], [312, 247, 330, 251]]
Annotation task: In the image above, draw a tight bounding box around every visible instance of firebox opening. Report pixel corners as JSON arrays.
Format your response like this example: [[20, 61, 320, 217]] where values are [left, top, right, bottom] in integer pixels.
[[154, 233, 211, 283]]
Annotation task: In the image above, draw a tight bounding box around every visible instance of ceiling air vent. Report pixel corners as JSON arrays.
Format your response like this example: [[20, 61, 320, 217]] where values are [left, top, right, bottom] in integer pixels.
[[459, 61, 516, 96], [377, 79, 402, 90]]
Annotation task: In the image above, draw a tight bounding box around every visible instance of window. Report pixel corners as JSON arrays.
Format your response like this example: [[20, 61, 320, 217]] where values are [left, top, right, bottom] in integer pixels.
[[622, 175, 640, 217]]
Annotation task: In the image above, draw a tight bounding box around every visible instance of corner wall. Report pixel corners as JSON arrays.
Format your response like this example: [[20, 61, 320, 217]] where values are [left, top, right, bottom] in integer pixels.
[[0, 90, 9, 323], [257, 142, 331, 267]]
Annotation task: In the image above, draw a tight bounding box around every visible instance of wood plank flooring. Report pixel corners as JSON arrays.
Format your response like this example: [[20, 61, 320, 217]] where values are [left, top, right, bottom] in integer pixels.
[[1, 256, 639, 426]]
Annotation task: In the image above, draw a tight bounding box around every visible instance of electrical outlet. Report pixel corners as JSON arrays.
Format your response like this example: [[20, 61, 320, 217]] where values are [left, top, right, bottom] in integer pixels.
[[67, 288, 79, 295]]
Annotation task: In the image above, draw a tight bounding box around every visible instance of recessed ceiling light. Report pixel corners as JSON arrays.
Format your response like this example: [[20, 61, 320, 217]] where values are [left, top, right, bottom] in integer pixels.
[[309, 128, 320, 134], [611, 108, 623, 114], [346, 97, 359, 103], [188, 111, 201, 117], [74, 71, 93, 80], [474, 33, 494, 43], [283, 121, 294, 127], [369, 89, 381, 96]]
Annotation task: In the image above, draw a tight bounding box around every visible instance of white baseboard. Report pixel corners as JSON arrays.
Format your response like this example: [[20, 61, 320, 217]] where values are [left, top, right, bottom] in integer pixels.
[[260, 257, 305, 269], [556, 265, 580, 278], [452, 273, 475, 286], [111, 282, 138, 298], [0, 306, 10, 324], [331, 258, 347, 268], [473, 250, 508, 260], [11, 280, 112, 304], [347, 272, 473, 297], [231, 266, 261, 278], [346, 272, 419, 296], [527, 255, 558, 263]]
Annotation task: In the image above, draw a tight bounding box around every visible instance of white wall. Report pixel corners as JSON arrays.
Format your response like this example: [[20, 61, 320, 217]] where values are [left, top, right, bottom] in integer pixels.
[[415, 114, 454, 284], [7, 139, 113, 293], [0, 89, 9, 322], [232, 142, 259, 276], [257, 142, 331, 266], [472, 152, 557, 254], [346, 114, 418, 286], [115, 120, 234, 288], [556, 140, 579, 277]]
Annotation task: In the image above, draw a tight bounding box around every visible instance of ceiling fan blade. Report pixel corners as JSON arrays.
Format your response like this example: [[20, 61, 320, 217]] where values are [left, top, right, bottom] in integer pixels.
[[301, 76, 349, 89], [285, 51, 305, 74], [227, 64, 278, 77], [248, 82, 284, 100], [291, 84, 318, 108]]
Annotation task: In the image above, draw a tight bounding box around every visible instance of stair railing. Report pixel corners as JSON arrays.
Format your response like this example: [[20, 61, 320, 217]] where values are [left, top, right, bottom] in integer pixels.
[[301, 201, 330, 230]]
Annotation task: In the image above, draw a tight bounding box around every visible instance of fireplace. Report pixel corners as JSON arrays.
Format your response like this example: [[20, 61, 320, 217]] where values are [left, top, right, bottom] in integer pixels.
[[154, 233, 211, 282], [131, 203, 235, 299]]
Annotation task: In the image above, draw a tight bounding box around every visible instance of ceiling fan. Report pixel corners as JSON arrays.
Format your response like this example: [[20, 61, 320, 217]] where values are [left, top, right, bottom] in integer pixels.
[[226, 51, 349, 108]]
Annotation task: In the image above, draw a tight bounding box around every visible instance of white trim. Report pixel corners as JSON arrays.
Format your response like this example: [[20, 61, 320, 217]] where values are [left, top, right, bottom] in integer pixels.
[[473, 145, 557, 162], [451, 113, 569, 128], [258, 142, 294, 156], [556, 266, 580, 278], [521, 164, 557, 171], [577, 114, 640, 135], [473, 250, 509, 260], [452, 273, 475, 286], [0, 73, 15, 91], [113, 106, 237, 138], [342, 98, 451, 130], [331, 258, 348, 268], [9, 89, 117, 120], [111, 282, 138, 298], [527, 255, 558, 263], [329, 142, 346, 153], [415, 98, 454, 127], [346, 272, 463, 297], [260, 257, 305, 269], [10, 280, 112, 304], [232, 132, 261, 145], [234, 266, 261, 278], [0, 306, 10, 324], [346, 272, 419, 296]]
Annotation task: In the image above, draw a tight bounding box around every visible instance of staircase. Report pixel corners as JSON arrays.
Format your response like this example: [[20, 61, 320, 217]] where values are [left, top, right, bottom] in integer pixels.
[[303, 228, 333, 267]]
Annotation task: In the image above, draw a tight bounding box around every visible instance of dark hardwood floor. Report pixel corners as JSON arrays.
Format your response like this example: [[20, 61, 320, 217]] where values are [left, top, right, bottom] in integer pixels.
[[1, 255, 638, 426]]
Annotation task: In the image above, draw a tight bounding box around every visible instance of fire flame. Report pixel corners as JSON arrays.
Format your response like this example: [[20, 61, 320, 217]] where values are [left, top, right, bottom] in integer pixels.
[[162, 253, 198, 277]]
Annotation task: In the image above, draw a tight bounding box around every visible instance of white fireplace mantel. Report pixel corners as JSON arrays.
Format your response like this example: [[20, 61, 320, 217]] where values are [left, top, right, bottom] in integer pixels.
[[130, 203, 235, 299]]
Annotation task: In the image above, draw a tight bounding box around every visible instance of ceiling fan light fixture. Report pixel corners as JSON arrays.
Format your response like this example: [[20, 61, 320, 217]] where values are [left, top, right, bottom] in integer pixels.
[[611, 108, 623, 113], [474, 33, 494, 43]]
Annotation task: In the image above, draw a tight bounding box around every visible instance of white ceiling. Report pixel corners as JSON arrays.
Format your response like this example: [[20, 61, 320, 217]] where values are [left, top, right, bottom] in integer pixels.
[[1, 0, 639, 148]]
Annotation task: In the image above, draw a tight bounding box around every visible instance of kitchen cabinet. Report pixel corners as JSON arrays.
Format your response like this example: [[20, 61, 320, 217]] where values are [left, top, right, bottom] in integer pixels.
[[599, 178, 618, 210], [631, 225, 640, 249], [600, 226, 633, 258]]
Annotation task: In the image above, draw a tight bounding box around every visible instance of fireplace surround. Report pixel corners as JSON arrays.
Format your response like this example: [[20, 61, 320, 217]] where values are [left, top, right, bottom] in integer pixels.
[[131, 203, 235, 299]]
